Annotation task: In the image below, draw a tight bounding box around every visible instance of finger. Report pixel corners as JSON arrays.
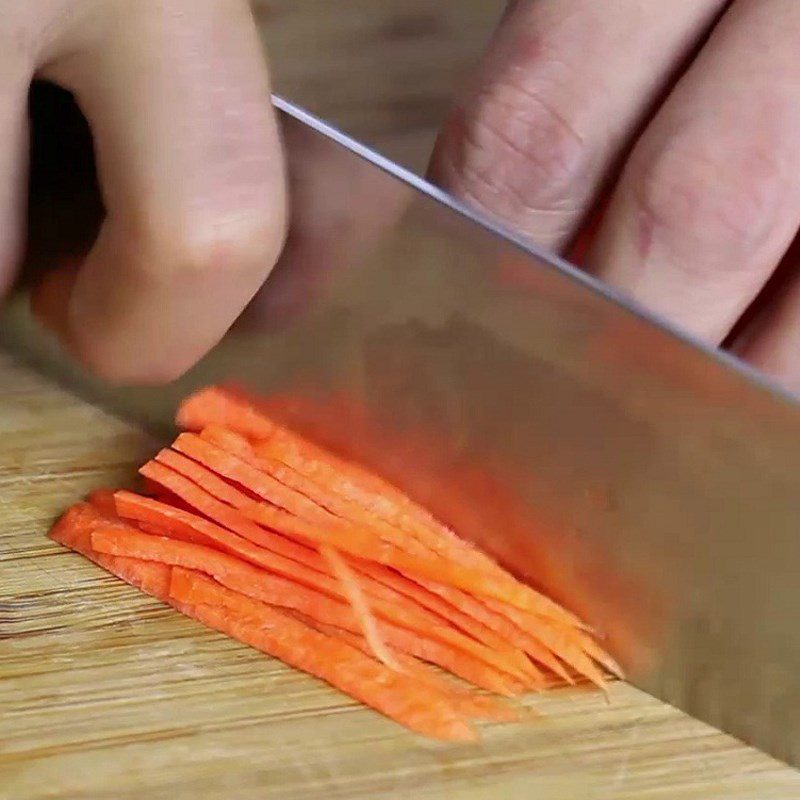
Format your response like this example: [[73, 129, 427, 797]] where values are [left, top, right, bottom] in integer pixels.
[[730, 237, 800, 393], [587, 0, 800, 343], [33, 0, 286, 383], [0, 49, 32, 297], [240, 112, 412, 330], [428, 0, 725, 251]]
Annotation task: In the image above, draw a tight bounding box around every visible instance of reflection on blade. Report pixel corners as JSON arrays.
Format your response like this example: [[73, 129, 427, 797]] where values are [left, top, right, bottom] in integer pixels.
[[3, 95, 800, 768]]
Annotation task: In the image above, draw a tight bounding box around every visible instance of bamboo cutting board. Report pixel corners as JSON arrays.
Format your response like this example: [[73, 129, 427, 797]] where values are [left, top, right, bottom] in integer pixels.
[[1, 351, 799, 800]]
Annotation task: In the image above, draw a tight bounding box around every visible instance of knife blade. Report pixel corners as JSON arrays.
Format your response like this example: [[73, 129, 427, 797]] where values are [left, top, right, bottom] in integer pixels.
[[3, 94, 800, 768]]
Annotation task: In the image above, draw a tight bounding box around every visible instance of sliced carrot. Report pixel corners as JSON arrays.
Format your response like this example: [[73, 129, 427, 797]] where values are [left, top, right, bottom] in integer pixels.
[[319, 544, 401, 672], [86, 489, 121, 517], [176, 385, 277, 440], [155, 448, 253, 509], [50, 502, 173, 603], [178, 390, 593, 628], [178, 389, 502, 569], [173, 433, 336, 525], [142, 456, 530, 676], [415, 579, 572, 684], [273, 609, 525, 723], [115, 483, 527, 680], [351, 560, 542, 687], [141, 458, 327, 575], [201, 425, 512, 583], [167, 570, 477, 742], [241, 499, 556, 616], [92, 525, 525, 695], [482, 598, 607, 691]]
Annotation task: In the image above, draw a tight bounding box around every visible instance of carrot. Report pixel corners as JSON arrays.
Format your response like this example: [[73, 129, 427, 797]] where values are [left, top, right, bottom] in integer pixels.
[[201, 425, 515, 582], [319, 544, 401, 671], [141, 458, 327, 575], [176, 385, 277, 440], [482, 598, 607, 691], [178, 390, 503, 569], [91, 525, 525, 695], [172, 431, 338, 525], [352, 560, 542, 686], [49, 502, 173, 603], [141, 456, 535, 677], [177, 391, 592, 628], [412, 580, 571, 684], [167, 570, 478, 741], [269, 609, 525, 723], [241, 499, 557, 616], [86, 488, 121, 517], [115, 485, 528, 680]]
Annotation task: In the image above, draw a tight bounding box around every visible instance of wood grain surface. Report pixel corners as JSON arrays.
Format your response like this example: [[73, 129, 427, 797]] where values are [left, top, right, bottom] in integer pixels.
[[2, 2, 800, 798]]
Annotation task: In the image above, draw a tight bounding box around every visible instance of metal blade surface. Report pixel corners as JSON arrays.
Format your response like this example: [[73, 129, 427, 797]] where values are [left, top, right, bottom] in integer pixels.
[[3, 95, 800, 768]]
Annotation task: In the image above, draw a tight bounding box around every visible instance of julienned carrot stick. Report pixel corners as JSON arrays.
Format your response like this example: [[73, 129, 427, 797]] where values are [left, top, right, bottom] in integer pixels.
[[291, 612, 526, 723], [167, 570, 478, 742], [415, 579, 572, 683], [49, 503, 174, 604], [141, 458, 327, 575], [241, 499, 559, 617], [115, 484, 529, 682], [142, 457, 536, 682], [483, 598, 609, 690], [91, 526, 525, 695], [178, 389, 506, 570], [178, 390, 582, 628], [173, 433, 344, 529], [201, 425, 470, 565], [319, 544, 401, 672], [177, 390, 589, 629], [352, 560, 541, 686], [174, 433, 431, 560]]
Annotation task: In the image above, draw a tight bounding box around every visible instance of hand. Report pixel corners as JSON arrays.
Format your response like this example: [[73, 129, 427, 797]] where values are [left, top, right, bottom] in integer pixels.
[[429, 0, 800, 392], [11, 0, 286, 384]]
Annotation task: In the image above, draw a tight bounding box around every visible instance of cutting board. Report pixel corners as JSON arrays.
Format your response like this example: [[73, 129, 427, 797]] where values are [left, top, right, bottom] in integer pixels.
[[1, 350, 799, 800]]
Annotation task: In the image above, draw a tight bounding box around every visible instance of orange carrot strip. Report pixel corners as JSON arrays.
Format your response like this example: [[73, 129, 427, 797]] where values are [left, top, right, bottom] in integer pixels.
[[144, 456, 530, 672], [156, 448, 251, 509], [200, 425, 527, 619], [271, 609, 525, 723], [201, 426, 447, 559], [241, 499, 549, 616], [319, 544, 401, 672], [92, 525, 524, 695], [167, 570, 477, 742], [176, 385, 277, 440], [173, 433, 345, 529], [178, 390, 510, 574], [417, 579, 573, 684], [86, 489, 121, 517], [116, 482, 527, 681], [142, 458, 326, 575], [178, 390, 582, 626], [49, 503, 173, 603], [352, 560, 542, 688], [483, 598, 607, 691]]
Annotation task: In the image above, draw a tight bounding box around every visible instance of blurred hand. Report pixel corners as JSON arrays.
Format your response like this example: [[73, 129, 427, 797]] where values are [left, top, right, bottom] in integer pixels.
[[14, 0, 286, 383], [430, 0, 800, 392]]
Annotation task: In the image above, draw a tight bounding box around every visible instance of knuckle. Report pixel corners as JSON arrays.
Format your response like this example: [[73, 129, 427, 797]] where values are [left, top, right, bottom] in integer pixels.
[[134, 209, 286, 287], [443, 78, 589, 224], [633, 134, 783, 266]]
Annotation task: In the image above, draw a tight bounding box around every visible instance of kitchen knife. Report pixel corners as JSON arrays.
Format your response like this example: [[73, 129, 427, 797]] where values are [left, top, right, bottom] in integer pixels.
[[3, 95, 800, 768]]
